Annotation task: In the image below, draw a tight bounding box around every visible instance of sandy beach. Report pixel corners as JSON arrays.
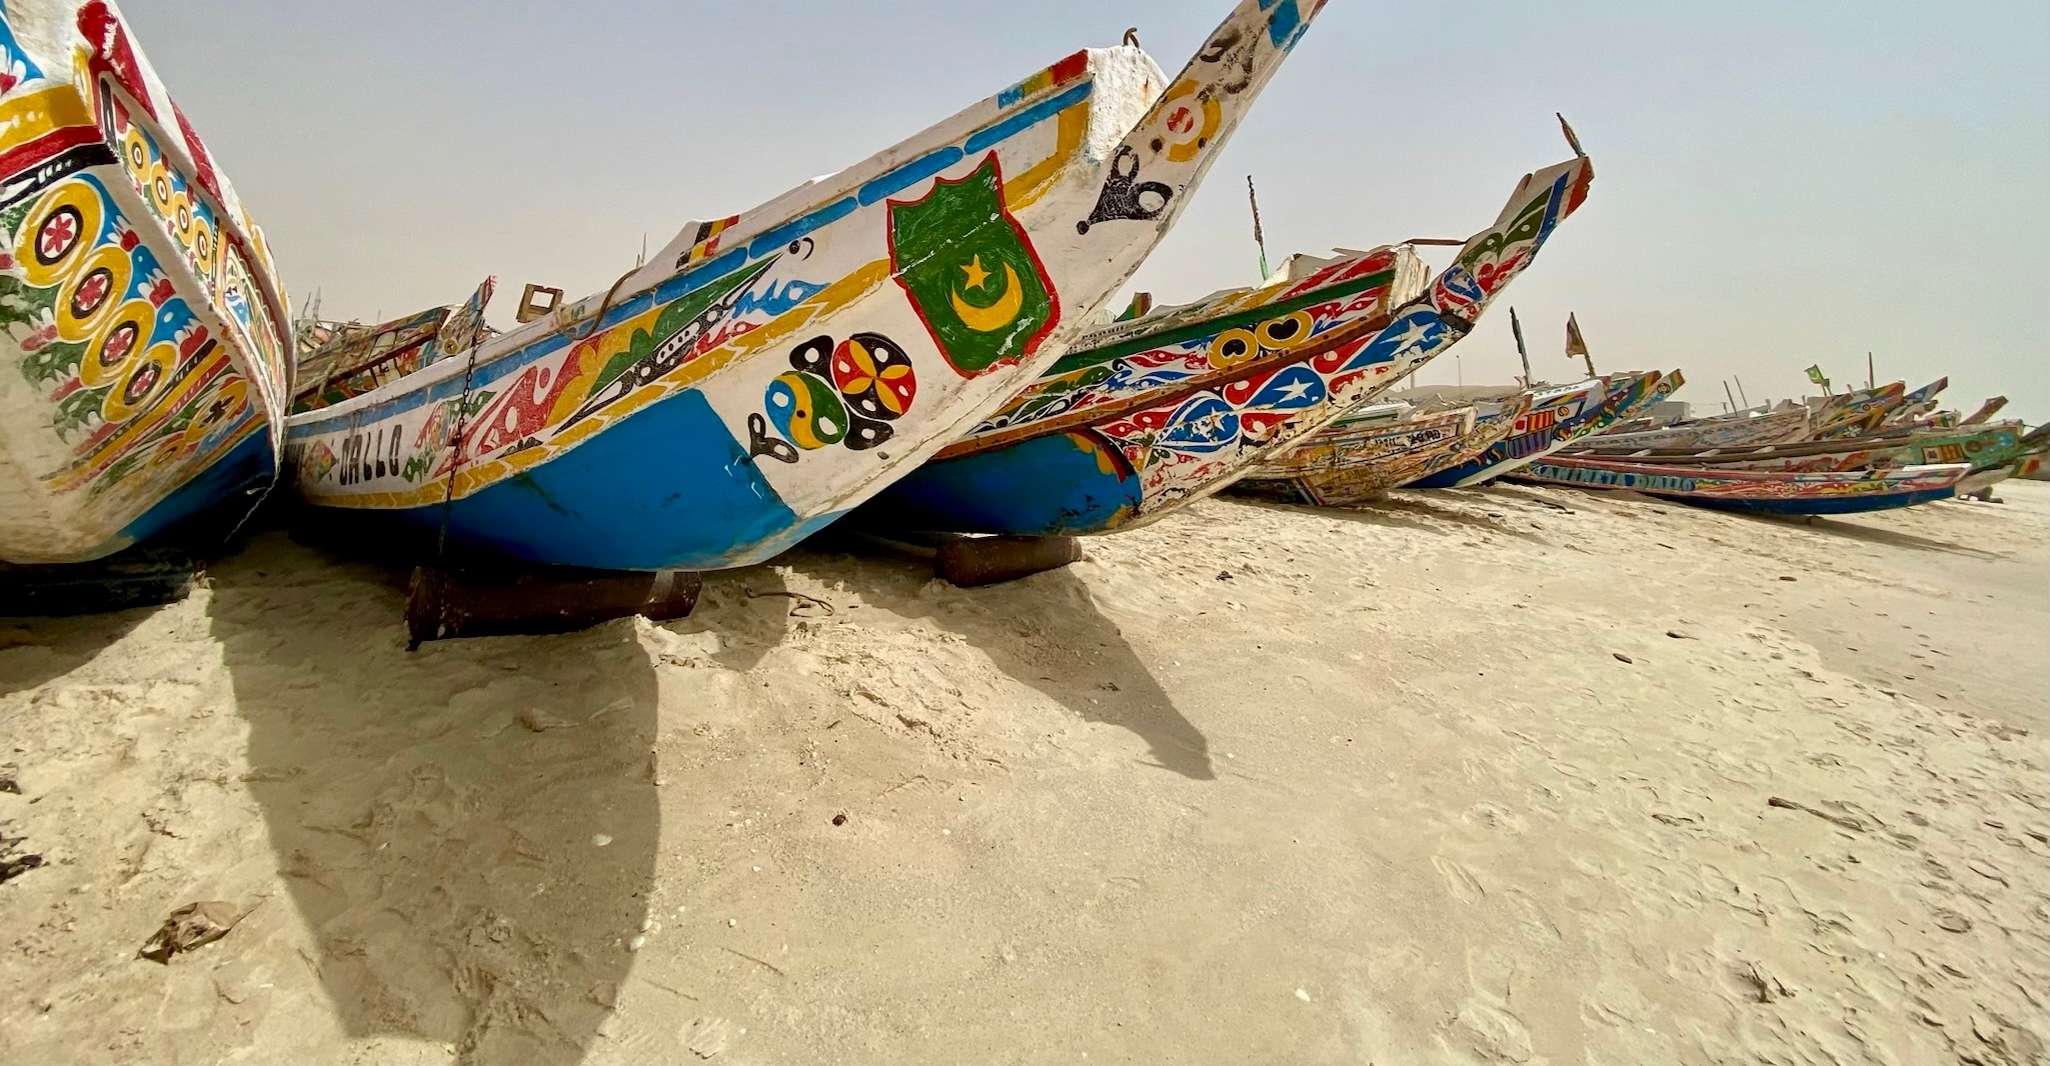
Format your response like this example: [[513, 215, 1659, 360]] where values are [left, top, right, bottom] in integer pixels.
[[2, 480, 2045, 1065]]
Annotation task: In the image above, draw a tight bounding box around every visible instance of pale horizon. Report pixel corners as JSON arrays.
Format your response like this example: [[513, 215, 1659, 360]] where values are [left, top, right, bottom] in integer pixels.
[[129, 0, 2048, 422]]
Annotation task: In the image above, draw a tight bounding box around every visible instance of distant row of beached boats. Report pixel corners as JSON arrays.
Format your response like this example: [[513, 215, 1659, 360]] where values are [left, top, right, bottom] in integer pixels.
[[3, 1, 2039, 621], [1240, 373, 2044, 516]]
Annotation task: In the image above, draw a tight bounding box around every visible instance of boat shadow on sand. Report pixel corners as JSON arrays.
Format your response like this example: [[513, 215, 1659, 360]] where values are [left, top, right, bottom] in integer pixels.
[[0, 605, 152, 698], [1491, 480, 2006, 559], [710, 541, 1216, 782], [1228, 490, 1551, 541], [203, 533, 657, 1066], [1734, 510, 2008, 560]]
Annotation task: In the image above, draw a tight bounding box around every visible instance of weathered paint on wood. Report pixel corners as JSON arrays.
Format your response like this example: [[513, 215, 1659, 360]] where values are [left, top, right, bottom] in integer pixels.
[[865, 148, 1598, 535], [0, 1, 291, 564], [1570, 405, 1813, 454], [1236, 400, 1531, 506], [1409, 369, 1681, 489], [1569, 425, 2027, 479], [1517, 457, 1970, 517], [286, 0, 1329, 572]]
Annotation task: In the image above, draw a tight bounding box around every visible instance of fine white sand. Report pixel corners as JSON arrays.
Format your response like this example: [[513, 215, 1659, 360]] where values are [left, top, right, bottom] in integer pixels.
[[3, 479, 2045, 1065]]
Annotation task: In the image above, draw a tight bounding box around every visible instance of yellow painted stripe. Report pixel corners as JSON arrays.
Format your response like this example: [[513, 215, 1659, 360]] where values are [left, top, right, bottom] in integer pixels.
[[1004, 100, 1088, 211], [321, 260, 894, 510], [0, 85, 94, 144]]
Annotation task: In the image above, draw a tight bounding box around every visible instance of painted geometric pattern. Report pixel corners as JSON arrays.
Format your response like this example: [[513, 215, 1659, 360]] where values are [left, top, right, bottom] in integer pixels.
[[1, 0, 290, 559], [969, 248, 1417, 437], [287, 0, 1330, 539]]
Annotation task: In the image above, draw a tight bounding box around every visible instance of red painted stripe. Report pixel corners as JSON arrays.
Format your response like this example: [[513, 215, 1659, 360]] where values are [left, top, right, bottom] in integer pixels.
[[1048, 50, 1089, 86], [0, 126, 101, 182]]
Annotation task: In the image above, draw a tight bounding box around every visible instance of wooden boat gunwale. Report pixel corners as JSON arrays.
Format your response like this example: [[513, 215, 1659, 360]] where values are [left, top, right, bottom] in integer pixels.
[[285, 0, 1333, 573], [1563, 423, 2026, 470], [934, 264, 1420, 461], [287, 64, 1114, 433], [1516, 455, 1974, 514]]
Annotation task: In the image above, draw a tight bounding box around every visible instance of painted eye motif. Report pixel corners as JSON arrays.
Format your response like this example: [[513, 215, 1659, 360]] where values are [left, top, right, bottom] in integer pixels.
[[1255, 310, 1314, 350], [1207, 327, 1258, 369]]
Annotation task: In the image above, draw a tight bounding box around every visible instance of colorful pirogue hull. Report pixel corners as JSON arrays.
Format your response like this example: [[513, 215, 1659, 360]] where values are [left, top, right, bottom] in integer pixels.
[[1881, 376, 1949, 429], [862, 148, 1597, 536], [2012, 446, 2048, 482], [285, 0, 1325, 572], [1809, 381, 1907, 440], [1568, 425, 2027, 478], [1574, 404, 1811, 453], [1234, 395, 1530, 505], [1958, 397, 2009, 426], [1955, 426, 2050, 494], [0, 1, 291, 564], [1408, 369, 1678, 488], [1517, 457, 1969, 517]]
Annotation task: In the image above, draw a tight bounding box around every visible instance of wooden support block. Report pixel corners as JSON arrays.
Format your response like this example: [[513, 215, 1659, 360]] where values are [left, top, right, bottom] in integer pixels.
[[405, 564, 701, 647], [935, 535, 1082, 588]]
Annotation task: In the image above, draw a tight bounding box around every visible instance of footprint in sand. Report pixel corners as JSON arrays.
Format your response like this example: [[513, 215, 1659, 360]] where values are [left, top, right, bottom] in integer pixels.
[[1461, 802, 1529, 834], [1441, 999, 1536, 1065], [1432, 855, 1486, 904]]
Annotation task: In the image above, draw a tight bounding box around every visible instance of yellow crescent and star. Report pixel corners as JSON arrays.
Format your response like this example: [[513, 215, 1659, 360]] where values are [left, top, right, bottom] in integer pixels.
[[949, 253, 1024, 333]]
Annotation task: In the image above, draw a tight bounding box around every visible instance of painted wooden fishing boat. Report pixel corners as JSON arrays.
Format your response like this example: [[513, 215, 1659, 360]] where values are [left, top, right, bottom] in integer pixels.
[[1959, 396, 2009, 426], [283, 0, 1326, 572], [1956, 425, 2049, 494], [858, 143, 1596, 536], [1567, 424, 2028, 479], [1595, 415, 1655, 437], [0, 1, 291, 565], [1568, 404, 1810, 453], [1406, 368, 1679, 488], [2012, 442, 2048, 482], [1233, 393, 1533, 506], [1809, 381, 1906, 440], [1515, 457, 1969, 516], [1881, 376, 1949, 428]]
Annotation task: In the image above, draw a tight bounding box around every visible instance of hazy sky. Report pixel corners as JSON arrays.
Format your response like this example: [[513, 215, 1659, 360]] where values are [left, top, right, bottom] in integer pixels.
[[128, 1, 2047, 422]]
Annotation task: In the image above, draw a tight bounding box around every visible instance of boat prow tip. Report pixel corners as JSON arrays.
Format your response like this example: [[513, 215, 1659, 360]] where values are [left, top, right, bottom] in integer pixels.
[[1557, 112, 1587, 157]]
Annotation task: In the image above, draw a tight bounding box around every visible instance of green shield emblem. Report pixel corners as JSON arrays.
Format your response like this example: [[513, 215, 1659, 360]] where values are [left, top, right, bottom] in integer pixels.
[[887, 152, 1059, 377]]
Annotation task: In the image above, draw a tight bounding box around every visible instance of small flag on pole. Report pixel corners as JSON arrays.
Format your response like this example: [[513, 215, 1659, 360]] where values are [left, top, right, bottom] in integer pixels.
[[1564, 313, 1589, 358], [1805, 364, 1829, 388]]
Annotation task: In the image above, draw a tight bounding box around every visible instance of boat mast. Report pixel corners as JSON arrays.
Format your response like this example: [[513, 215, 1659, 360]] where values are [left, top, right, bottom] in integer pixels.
[[1510, 306, 1532, 387], [1247, 175, 1270, 281]]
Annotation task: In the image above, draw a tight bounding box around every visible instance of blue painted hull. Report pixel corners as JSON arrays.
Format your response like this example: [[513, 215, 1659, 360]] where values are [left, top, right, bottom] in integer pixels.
[[1408, 405, 1604, 488], [1659, 486, 1957, 516], [100, 433, 274, 556], [308, 389, 842, 572], [863, 431, 1141, 536]]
